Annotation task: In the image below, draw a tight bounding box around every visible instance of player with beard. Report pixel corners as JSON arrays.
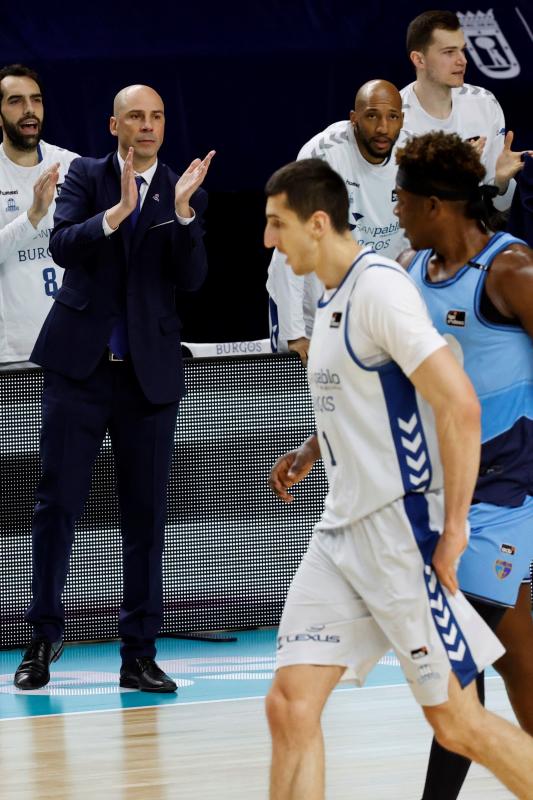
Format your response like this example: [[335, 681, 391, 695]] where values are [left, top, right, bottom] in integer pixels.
[[0, 64, 78, 367], [267, 79, 406, 364], [401, 10, 521, 213]]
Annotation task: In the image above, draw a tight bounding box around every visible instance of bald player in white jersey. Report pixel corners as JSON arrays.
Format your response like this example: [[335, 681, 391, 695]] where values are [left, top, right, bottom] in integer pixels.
[[263, 157, 533, 800], [0, 63, 78, 367], [267, 80, 407, 365], [401, 10, 522, 212]]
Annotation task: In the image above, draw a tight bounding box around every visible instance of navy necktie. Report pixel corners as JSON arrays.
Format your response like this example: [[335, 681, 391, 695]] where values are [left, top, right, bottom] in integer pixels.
[[108, 175, 145, 358]]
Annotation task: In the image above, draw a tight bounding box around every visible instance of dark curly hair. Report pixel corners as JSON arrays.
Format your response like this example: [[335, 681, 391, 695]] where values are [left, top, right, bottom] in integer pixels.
[[395, 131, 504, 228]]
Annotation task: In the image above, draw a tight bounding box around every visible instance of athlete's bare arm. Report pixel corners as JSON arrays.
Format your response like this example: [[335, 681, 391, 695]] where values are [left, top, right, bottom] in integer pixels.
[[409, 347, 481, 594], [486, 244, 533, 339], [268, 434, 320, 503]]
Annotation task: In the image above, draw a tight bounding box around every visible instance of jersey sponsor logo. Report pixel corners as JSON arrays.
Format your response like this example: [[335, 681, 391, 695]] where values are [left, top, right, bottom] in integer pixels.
[[0, 189, 19, 195], [346, 179, 360, 187], [446, 309, 466, 327], [312, 395, 335, 413], [500, 543, 516, 555], [310, 368, 341, 386], [5, 197, 19, 212], [457, 9, 520, 79], [391, 189, 398, 202], [329, 311, 342, 328], [410, 646, 429, 660], [494, 559, 512, 579], [18, 247, 52, 262]]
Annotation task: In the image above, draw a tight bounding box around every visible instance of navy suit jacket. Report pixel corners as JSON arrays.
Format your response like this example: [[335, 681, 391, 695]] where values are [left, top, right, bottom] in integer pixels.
[[32, 152, 208, 404]]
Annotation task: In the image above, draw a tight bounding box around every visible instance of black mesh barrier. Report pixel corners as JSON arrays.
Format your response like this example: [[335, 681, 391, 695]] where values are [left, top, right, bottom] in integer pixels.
[[0, 356, 327, 647]]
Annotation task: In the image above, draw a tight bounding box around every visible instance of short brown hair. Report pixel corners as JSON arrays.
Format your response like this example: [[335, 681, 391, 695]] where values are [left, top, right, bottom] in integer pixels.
[[265, 159, 349, 234], [406, 10, 461, 55]]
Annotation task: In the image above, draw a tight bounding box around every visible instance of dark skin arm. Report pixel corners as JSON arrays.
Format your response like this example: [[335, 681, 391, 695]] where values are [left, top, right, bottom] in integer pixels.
[[485, 244, 533, 337]]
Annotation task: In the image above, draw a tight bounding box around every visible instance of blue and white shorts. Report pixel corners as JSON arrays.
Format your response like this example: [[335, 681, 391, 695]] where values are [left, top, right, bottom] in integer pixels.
[[458, 496, 533, 608], [276, 490, 504, 707]]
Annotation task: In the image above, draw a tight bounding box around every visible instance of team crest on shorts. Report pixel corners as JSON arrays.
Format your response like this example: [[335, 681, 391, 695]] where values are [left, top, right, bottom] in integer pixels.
[[494, 559, 512, 580]]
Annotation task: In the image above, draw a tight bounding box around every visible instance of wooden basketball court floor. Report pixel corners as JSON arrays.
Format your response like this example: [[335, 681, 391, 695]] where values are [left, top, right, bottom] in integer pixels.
[[0, 630, 516, 799]]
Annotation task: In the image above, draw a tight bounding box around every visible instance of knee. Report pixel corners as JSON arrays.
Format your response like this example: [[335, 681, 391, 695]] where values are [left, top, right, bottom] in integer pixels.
[[426, 706, 481, 760], [265, 685, 320, 744]]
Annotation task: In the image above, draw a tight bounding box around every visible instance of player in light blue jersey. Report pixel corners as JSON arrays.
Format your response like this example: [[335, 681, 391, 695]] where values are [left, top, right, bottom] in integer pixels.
[[395, 131, 533, 800], [264, 157, 533, 800]]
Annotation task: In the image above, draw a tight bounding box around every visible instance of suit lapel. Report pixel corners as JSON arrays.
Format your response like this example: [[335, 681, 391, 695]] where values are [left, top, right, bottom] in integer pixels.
[[130, 163, 169, 254]]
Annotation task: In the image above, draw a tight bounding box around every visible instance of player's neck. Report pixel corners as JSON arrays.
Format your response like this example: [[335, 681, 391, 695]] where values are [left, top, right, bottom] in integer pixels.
[[428, 222, 490, 278], [317, 235, 362, 289], [413, 77, 452, 120], [2, 137, 40, 167]]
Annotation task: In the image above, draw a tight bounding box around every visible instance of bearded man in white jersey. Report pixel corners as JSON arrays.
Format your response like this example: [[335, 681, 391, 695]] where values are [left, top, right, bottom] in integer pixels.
[[264, 158, 533, 800], [0, 63, 78, 368], [267, 79, 405, 365], [401, 10, 522, 212]]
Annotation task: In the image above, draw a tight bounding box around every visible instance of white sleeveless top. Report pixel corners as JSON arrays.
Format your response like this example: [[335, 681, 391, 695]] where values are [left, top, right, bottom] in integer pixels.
[[308, 248, 446, 528]]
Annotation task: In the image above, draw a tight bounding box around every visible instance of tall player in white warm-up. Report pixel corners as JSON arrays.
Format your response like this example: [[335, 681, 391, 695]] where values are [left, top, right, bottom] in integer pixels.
[[0, 64, 78, 368], [264, 157, 533, 800], [267, 80, 406, 364], [401, 9, 521, 212]]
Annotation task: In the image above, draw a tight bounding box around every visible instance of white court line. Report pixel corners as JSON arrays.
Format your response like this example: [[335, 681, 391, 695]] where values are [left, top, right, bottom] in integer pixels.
[[0, 676, 505, 723]]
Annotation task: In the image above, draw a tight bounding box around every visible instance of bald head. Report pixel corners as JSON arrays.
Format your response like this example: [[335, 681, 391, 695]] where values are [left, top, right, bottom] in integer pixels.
[[110, 84, 165, 170], [349, 80, 403, 164], [353, 80, 402, 113], [113, 84, 164, 116]]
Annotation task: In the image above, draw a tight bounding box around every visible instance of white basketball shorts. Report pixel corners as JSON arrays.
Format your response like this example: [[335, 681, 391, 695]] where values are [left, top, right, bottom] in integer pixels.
[[276, 490, 505, 706]]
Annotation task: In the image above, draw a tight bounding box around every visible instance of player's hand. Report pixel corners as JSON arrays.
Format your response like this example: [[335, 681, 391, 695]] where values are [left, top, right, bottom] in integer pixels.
[[28, 163, 60, 228], [105, 147, 138, 230], [432, 527, 468, 595], [288, 337, 311, 366], [175, 150, 216, 217], [466, 135, 486, 159], [268, 436, 320, 503], [495, 131, 533, 193]]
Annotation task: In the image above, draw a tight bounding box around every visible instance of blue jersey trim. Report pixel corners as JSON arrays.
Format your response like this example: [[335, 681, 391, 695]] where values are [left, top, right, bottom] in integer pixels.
[[379, 368, 432, 493], [403, 493, 478, 688], [317, 248, 372, 308]]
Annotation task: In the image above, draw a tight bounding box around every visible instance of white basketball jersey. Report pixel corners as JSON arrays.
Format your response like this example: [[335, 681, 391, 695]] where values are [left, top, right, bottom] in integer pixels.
[[266, 120, 408, 344], [308, 248, 446, 528], [400, 82, 508, 204], [0, 140, 78, 362]]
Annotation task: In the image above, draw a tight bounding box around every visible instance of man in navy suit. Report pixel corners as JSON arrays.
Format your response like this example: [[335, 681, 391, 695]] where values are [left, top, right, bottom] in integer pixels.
[[14, 84, 215, 692]]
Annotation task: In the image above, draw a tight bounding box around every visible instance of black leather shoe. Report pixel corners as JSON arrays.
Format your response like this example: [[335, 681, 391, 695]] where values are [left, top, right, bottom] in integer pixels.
[[14, 639, 64, 690], [119, 657, 177, 693]]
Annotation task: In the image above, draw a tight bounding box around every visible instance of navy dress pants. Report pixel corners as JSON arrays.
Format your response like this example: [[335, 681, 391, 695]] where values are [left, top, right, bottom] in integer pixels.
[[25, 356, 179, 661]]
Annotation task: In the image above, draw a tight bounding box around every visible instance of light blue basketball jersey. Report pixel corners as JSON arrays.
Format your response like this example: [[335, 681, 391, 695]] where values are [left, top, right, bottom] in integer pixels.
[[408, 232, 533, 507]]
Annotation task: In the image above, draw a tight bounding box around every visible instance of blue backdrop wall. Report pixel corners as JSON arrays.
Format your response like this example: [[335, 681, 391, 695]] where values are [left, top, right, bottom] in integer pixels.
[[2, 1, 532, 341]]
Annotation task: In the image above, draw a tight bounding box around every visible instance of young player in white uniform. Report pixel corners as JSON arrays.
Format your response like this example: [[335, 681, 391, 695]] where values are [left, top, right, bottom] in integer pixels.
[[0, 64, 78, 366], [264, 157, 533, 800], [401, 10, 516, 211], [267, 80, 406, 364]]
